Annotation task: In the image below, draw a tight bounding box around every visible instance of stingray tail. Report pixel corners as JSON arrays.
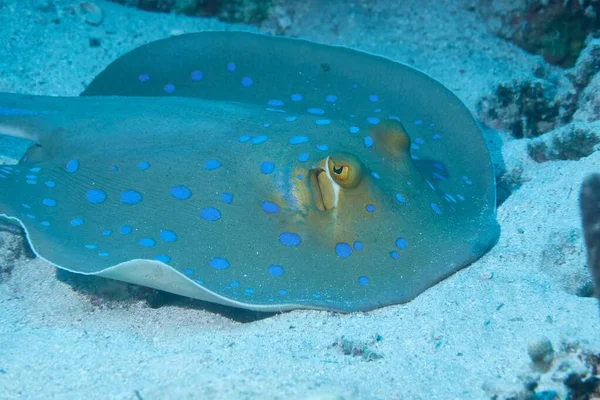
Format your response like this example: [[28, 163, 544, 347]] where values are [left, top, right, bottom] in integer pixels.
[[0, 92, 70, 165]]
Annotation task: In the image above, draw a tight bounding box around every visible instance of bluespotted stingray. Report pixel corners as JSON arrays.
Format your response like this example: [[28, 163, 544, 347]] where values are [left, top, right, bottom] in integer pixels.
[[0, 32, 500, 312]]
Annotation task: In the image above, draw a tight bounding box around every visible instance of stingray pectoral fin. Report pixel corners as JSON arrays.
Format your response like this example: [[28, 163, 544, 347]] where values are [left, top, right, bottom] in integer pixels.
[[95, 259, 303, 312]]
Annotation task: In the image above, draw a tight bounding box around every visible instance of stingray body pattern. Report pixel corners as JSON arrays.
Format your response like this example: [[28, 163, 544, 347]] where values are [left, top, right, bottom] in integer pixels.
[[0, 32, 500, 312]]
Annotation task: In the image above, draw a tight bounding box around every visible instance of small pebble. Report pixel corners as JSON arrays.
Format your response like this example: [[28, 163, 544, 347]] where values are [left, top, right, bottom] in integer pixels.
[[80, 2, 104, 26], [480, 271, 494, 280], [527, 336, 554, 370]]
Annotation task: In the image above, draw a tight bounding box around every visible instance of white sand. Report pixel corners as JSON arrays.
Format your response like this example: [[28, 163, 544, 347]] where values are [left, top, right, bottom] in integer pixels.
[[0, 1, 598, 399]]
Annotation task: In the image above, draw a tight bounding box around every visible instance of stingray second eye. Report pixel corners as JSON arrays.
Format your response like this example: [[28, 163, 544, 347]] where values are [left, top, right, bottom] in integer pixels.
[[327, 154, 363, 188], [333, 164, 348, 177]]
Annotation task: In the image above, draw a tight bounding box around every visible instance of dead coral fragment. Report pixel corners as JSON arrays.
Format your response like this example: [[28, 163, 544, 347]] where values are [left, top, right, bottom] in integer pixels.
[[478, 0, 600, 67], [580, 173, 600, 313], [527, 123, 600, 162], [477, 78, 567, 138]]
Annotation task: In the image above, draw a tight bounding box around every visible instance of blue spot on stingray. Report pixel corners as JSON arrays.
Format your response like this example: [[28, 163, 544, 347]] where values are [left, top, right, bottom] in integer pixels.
[[358, 276, 369, 286], [307, 108, 325, 115], [241, 77, 253, 87], [279, 232, 301, 247], [66, 159, 79, 173], [40, 221, 50, 227], [85, 244, 98, 249], [396, 237, 408, 249], [367, 117, 380, 125], [371, 172, 381, 179], [251, 136, 268, 145], [431, 202, 442, 215], [415, 138, 424, 144], [227, 62, 236, 71], [462, 176, 473, 185], [138, 161, 150, 171], [24, 214, 35, 219], [325, 95, 337, 102], [298, 153, 309, 162], [411, 144, 420, 150], [260, 161, 275, 174], [291, 93, 303, 101], [354, 241, 364, 251], [261, 201, 280, 213], [22, 203, 31, 209], [86, 189, 107, 204], [433, 172, 446, 181], [432, 133, 441, 140], [268, 265, 284, 277], [112, 165, 119, 172], [102, 229, 112, 236], [369, 95, 379, 102], [71, 218, 84, 226], [374, 108, 382, 113], [316, 119, 331, 125], [445, 193, 457, 203], [245, 288, 255, 295], [285, 116, 297, 122], [42, 198, 56, 207], [230, 281, 240, 287], [366, 204, 376, 213], [267, 99, 284, 106], [289, 136, 309, 145], [239, 135, 251, 143], [200, 207, 221, 221], [278, 289, 288, 295], [139, 238, 156, 247], [120, 225, 132, 235], [190, 70, 203, 81], [349, 127, 360, 135], [434, 162, 445, 171], [184, 269, 194, 276], [263, 122, 272, 128], [164, 83, 175, 93], [98, 252, 109, 257], [390, 250, 400, 260], [121, 190, 142, 205], [26, 180, 37, 185], [26, 174, 37, 180], [160, 230, 178, 242], [335, 242, 353, 258], [364, 136, 374, 148], [204, 159, 221, 170], [170, 185, 191, 200], [138, 74, 150, 82], [210, 257, 230, 270], [316, 144, 328, 151], [414, 119, 423, 125], [296, 174, 303, 180], [457, 194, 465, 201], [156, 254, 171, 263], [220, 192, 233, 204], [395, 193, 406, 203]]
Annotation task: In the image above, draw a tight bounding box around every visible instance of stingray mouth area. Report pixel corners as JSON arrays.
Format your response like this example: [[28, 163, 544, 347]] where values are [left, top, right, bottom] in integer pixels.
[[309, 167, 338, 211]]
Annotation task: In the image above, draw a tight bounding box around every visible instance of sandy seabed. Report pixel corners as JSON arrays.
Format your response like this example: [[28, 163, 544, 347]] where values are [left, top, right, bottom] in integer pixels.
[[0, 1, 599, 399]]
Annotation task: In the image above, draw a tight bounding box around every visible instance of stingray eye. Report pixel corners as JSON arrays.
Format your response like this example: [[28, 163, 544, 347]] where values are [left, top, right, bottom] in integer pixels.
[[332, 164, 348, 178], [328, 154, 363, 188]]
